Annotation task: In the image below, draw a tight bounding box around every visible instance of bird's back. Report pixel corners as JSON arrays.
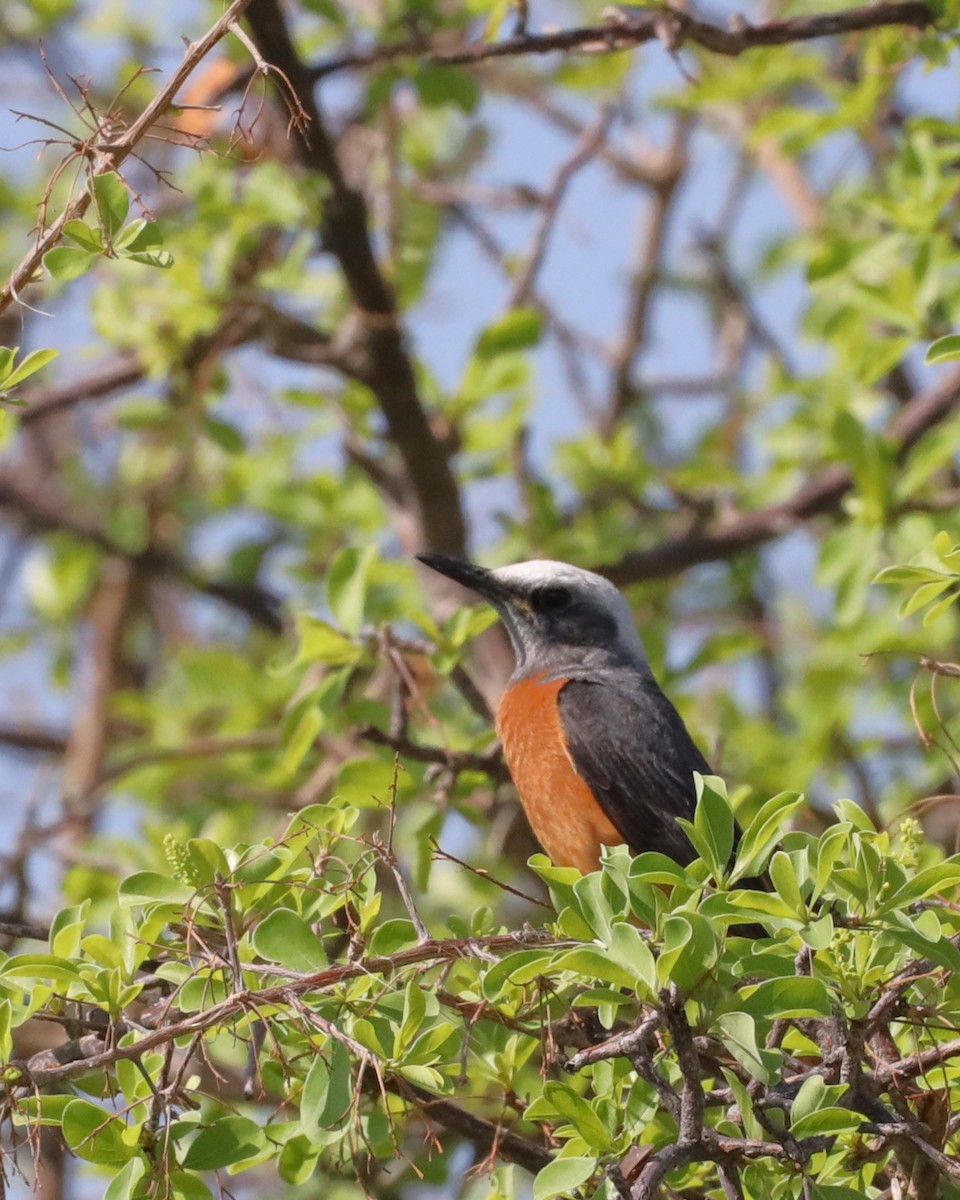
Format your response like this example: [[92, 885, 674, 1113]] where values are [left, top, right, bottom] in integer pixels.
[[496, 667, 708, 872]]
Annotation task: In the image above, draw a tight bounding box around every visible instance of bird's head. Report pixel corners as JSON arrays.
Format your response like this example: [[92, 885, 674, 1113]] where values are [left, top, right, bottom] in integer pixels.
[[417, 554, 650, 678]]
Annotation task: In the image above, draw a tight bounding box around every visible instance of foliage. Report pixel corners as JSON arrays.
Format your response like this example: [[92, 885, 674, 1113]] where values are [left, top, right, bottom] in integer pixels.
[[0, 346, 58, 405], [0, 0, 959, 1198], [7, 777, 960, 1200]]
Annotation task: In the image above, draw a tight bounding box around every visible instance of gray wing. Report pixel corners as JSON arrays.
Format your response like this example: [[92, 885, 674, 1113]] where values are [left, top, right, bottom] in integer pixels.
[[557, 675, 711, 865]]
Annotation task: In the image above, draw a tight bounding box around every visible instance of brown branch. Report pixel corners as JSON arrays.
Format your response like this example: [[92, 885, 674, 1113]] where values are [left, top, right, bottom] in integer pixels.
[[480, 66, 675, 189], [602, 363, 960, 586], [0, 472, 282, 631], [62, 555, 134, 834], [18, 355, 143, 424], [9, 929, 568, 1088], [244, 0, 467, 560], [0, 725, 69, 755], [0, 0, 255, 316], [446, 202, 607, 416], [0, 919, 50, 941], [386, 1075, 552, 1174], [603, 116, 691, 436], [308, 3, 933, 82], [505, 106, 614, 309], [356, 725, 509, 783], [875, 1036, 960, 1086], [16, 303, 349, 433], [94, 730, 280, 787]]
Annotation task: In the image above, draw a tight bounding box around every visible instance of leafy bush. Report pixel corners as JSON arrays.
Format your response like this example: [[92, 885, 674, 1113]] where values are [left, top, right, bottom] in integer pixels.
[[4, 766, 960, 1200]]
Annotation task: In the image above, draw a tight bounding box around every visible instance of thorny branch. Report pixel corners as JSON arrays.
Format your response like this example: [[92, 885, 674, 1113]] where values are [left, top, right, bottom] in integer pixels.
[[0, 0, 256, 316]]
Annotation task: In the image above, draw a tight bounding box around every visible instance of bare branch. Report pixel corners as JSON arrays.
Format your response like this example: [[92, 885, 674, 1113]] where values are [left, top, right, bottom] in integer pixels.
[[506, 106, 614, 309], [308, 4, 933, 81], [0, 0, 256, 316], [602, 364, 960, 586], [245, 0, 468, 559]]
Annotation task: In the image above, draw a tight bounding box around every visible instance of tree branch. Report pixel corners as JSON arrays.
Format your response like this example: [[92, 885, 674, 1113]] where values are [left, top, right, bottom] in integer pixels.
[[308, 3, 933, 82], [387, 1076, 552, 1174], [8, 929, 568, 1088], [0, 473, 282, 632], [601, 364, 960, 587], [0, 0, 256, 316], [244, 0, 468, 559]]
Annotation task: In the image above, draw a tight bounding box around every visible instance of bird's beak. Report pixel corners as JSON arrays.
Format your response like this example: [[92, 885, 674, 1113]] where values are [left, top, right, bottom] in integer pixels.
[[417, 553, 534, 665], [416, 553, 512, 606]]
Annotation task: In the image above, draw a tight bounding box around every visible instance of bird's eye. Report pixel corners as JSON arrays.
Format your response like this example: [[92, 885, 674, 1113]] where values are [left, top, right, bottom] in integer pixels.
[[534, 586, 572, 613]]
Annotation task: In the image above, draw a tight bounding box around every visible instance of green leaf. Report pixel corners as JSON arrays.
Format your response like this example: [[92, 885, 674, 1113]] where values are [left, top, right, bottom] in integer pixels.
[[628, 852, 692, 885], [127, 246, 174, 269], [792, 1105, 862, 1138], [301, 1038, 353, 1133], [809, 1187, 874, 1200], [182, 1116, 265, 1170], [103, 1157, 147, 1200], [874, 565, 950, 585], [551, 946, 643, 993], [252, 907, 328, 971], [119, 219, 167, 254], [527, 1082, 611, 1151], [1, 347, 59, 390], [768, 851, 805, 915], [656, 912, 718, 992], [533, 1155, 596, 1200], [0, 954, 82, 984], [723, 1068, 764, 1140], [118, 872, 194, 905], [300, 1054, 331, 1138], [205, 417, 245, 453], [278, 704, 324, 777], [327, 545, 378, 636], [923, 591, 959, 625], [876, 859, 960, 912], [62, 1099, 133, 1165], [49, 900, 89, 958], [112, 216, 149, 250], [925, 333, 960, 364], [166, 1170, 212, 1200], [790, 1075, 859, 1138], [693, 773, 735, 880], [62, 219, 104, 252], [278, 1134, 321, 1185], [714, 1012, 780, 1083], [732, 792, 805, 881], [414, 65, 480, 112], [91, 171, 129, 237], [43, 245, 98, 281], [284, 613, 362, 669], [737, 976, 832, 1020], [602, 922, 658, 996], [367, 918, 418, 956], [474, 308, 543, 359], [899, 577, 952, 617], [0, 1000, 11, 1062]]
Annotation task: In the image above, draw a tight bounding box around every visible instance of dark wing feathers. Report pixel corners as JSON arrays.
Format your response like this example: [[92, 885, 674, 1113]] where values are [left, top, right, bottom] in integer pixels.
[[557, 675, 711, 865]]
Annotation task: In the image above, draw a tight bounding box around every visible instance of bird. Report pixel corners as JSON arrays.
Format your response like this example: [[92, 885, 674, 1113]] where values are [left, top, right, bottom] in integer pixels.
[[416, 554, 724, 878]]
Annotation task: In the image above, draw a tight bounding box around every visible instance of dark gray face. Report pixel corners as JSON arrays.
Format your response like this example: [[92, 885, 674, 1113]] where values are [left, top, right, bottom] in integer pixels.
[[416, 553, 644, 677], [495, 583, 618, 664]]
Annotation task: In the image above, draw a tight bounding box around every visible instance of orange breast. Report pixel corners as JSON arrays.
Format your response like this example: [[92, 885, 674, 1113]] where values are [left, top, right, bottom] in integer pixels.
[[495, 674, 623, 875]]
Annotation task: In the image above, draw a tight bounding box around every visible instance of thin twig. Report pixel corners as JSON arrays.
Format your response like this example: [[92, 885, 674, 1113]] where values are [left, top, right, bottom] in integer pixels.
[[0, 0, 256, 315]]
